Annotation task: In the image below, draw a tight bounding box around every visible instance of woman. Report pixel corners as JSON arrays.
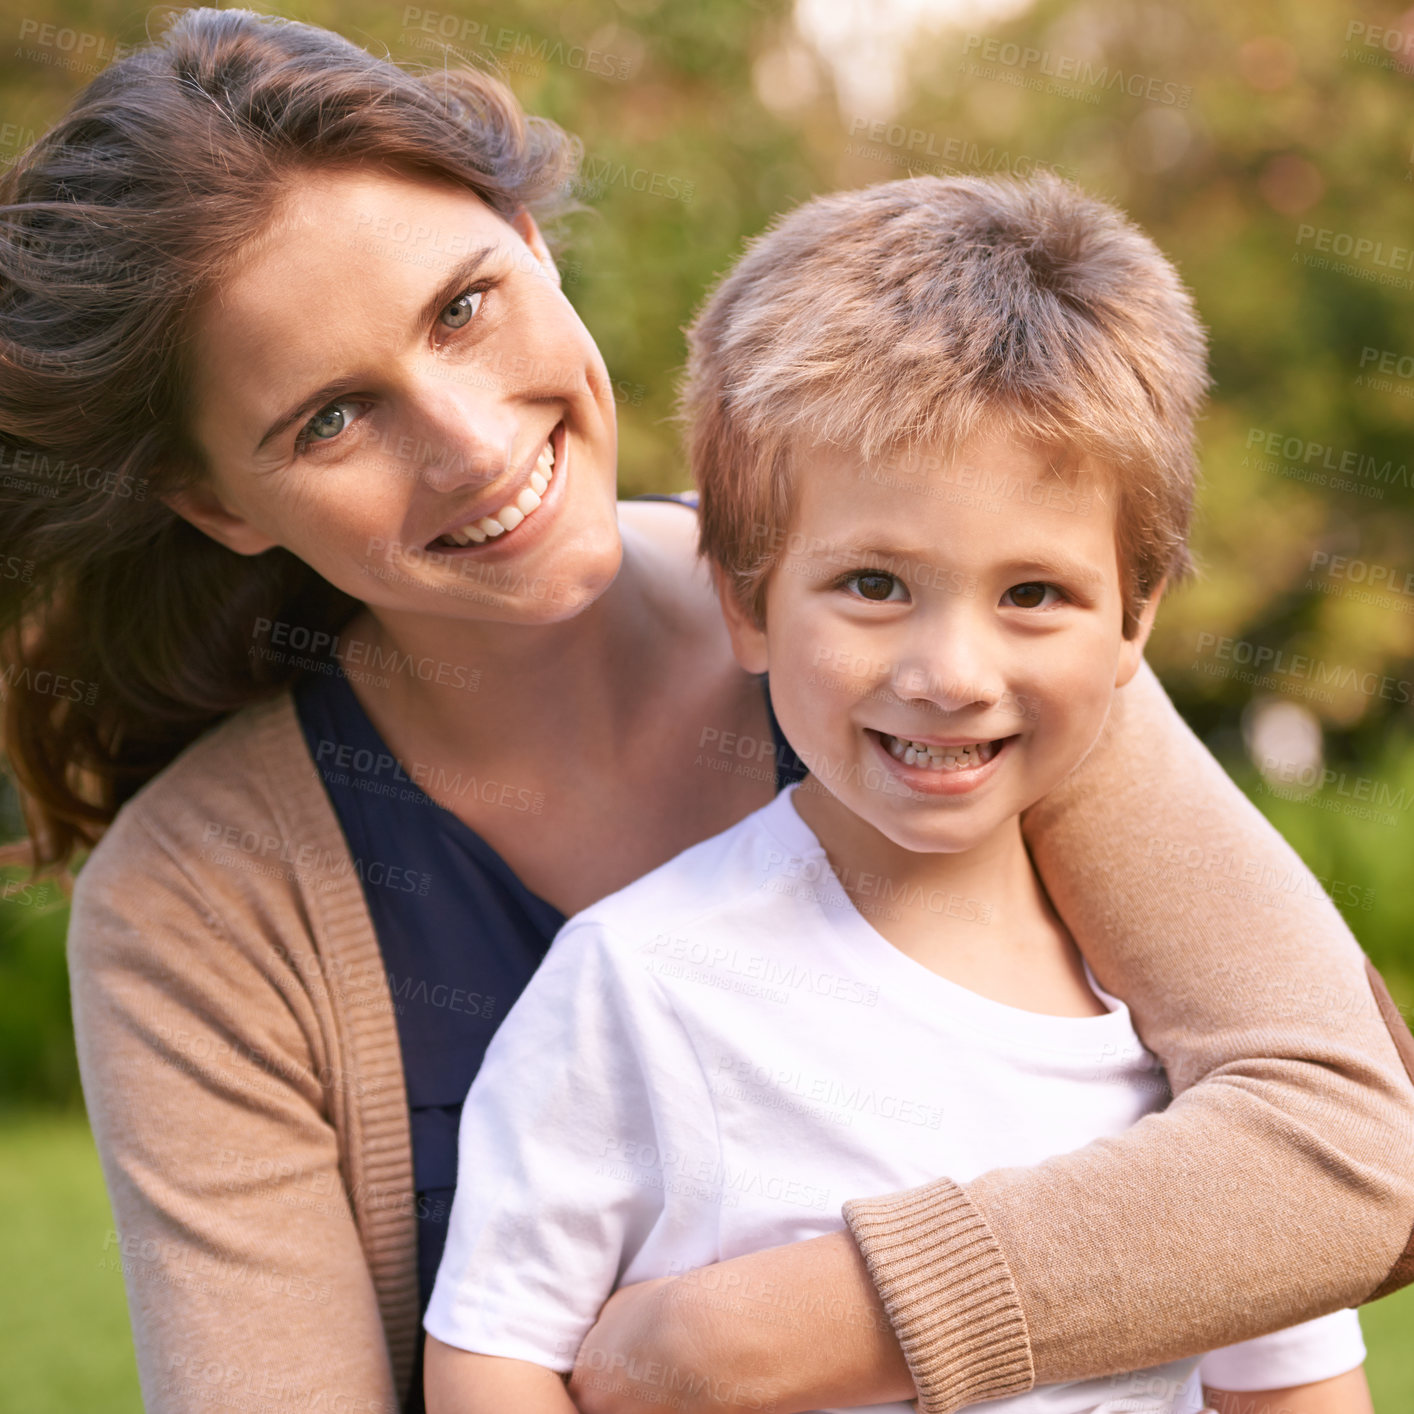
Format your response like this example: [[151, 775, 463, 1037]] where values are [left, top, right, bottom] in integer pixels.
[[1, 10, 1409, 1414]]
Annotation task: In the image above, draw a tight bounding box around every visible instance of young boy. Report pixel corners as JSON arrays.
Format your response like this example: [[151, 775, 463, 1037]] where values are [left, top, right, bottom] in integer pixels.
[[422, 175, 1370, 1414]]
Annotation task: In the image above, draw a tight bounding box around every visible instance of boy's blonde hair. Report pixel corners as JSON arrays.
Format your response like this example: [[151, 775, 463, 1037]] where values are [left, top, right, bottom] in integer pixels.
[[682, 173, 1209, 637]]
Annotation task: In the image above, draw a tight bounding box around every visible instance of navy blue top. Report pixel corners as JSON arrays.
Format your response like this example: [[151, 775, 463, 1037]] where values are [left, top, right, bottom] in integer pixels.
[[292, 495, 805, 1409]]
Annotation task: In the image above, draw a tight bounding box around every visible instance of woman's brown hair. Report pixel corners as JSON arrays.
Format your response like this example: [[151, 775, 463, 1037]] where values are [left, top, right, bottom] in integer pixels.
[[0, 7, 579, 869]]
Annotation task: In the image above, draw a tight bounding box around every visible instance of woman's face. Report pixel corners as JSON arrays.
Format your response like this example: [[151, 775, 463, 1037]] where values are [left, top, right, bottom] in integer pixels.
[[176, 165, 621, 625]]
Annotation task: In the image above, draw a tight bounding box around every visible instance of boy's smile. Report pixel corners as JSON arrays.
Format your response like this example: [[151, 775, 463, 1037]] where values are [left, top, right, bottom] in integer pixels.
[[719, 425, 1162, 869], [870, 725, 1013, 793]]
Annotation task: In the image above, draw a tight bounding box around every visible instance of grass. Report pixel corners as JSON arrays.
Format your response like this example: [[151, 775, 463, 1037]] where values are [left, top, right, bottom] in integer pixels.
[[0, 1110, 142, 1411], [1361, 1279, 1414, 1413], [0, 1110, 1410, 1409]]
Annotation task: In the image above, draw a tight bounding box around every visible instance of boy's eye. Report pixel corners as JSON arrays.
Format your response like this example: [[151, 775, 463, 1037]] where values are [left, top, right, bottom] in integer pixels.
[[1003, 582, 1061, 609], [843, 570, 906, 602]]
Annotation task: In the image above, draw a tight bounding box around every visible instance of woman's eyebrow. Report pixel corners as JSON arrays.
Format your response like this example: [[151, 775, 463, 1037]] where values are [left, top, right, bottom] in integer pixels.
[[253, 244, 499, 455], [414, 244, 498, 332]]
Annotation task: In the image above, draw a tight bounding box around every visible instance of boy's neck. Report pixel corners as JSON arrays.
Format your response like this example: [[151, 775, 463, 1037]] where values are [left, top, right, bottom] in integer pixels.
[[789, 776, 1108, 1018], [790, 774, 1036, 929]]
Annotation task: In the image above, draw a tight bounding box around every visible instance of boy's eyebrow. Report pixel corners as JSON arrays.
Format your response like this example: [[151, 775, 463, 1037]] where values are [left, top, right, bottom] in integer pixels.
[[252, 244, 499, 455], [815, 541, 1109, 593], [994, 557, 1109, 593]]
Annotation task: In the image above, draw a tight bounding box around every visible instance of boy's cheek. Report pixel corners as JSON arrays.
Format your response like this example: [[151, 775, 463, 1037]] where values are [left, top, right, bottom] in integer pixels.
[[1029, 687, 1114, 784], [794, 638, 893, 714]]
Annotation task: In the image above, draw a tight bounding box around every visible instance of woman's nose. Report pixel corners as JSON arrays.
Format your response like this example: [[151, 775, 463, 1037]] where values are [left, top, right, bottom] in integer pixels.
[[396, 373, 527, 495]]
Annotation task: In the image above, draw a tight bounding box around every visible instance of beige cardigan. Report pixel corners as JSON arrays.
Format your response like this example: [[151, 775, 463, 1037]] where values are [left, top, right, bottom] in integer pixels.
[[67, 661, 1414, 1414]]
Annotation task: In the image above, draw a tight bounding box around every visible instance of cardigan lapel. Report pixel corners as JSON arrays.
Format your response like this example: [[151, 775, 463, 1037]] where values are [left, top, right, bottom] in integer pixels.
[[248, 690, 421, 1400]]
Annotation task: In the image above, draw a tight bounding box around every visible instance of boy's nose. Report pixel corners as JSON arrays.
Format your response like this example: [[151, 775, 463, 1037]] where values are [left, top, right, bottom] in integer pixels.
[[890, 631, 1006, 712]]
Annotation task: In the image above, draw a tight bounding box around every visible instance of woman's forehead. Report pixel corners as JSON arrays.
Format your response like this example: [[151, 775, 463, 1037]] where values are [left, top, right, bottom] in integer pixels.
[[260, 163, 509, 255]]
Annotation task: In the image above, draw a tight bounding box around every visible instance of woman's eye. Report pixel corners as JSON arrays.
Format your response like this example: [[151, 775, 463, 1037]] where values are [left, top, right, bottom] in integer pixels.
[[440, 289, 483, 329], [844, 570, 905, 602], [290, 287, 484, 456], [295, 399, 360, 452], [1003, 581, 1060, 609]]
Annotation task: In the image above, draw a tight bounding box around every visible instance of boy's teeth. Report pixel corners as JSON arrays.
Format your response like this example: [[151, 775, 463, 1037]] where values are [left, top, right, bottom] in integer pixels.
[[435, 436, 556, 546], [885, 734, 1000, 771]]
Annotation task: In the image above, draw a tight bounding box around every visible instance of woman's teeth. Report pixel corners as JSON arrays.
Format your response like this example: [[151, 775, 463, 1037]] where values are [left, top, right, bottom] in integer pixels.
[[884, 734, 1001, 771], [435, 438, 555, 546]]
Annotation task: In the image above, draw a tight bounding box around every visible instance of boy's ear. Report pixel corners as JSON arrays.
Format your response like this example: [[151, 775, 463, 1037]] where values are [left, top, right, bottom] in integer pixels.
[[710, 564, 770, 675], [161, 482, 279, 557], [1115, 576, 1166, 688]]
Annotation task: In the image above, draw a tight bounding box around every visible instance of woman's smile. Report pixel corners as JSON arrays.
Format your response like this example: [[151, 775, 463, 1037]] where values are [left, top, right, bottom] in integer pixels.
[[424, 420, 567, 560]]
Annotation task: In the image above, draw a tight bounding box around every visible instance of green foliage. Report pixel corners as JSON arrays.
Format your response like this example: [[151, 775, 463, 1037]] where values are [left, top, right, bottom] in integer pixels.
[[0, 869, 78, 1107], [4, 0, 1409, 727], [1235, 729, 1414, 1008]]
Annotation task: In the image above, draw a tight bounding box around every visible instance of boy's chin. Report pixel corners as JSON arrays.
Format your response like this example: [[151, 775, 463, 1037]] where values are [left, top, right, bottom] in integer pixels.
[[879, 815, 999, 856], [838, 795, 1000, 855]]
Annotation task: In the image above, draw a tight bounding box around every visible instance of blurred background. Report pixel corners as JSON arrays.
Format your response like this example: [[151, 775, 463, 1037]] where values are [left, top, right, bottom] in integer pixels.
[[2, 0, 1412, 1406]]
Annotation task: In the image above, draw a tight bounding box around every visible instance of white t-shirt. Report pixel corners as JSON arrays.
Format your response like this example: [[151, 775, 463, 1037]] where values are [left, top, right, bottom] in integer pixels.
[[425, 784, 1364, 1413]]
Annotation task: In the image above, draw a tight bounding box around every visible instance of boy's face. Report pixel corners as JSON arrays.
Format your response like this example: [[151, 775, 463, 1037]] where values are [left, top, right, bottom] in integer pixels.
[[717, 426, 1161, 857]]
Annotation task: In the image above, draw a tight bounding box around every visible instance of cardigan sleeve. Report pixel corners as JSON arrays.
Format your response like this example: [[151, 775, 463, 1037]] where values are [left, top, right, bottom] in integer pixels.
[[843, 659, 1414, 1414], [67, 807, 402, 1414]]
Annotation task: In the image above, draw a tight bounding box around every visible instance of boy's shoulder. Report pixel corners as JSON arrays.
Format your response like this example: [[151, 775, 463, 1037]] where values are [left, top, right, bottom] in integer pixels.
[[561, 786, 811, 954]]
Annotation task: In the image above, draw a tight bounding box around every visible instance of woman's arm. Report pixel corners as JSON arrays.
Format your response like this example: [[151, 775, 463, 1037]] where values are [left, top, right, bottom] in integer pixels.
[[569, 660, 1414, 1414], [67, 807, 405, 1414]]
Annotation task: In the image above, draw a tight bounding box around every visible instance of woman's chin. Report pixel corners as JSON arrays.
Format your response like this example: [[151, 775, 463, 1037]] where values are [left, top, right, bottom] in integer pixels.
[[421, 482, 627, 624], [485, 537, 626, 625], [540, 515, 626, 609]]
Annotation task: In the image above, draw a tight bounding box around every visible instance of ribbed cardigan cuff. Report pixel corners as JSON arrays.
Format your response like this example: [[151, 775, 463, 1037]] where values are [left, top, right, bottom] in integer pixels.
[[842, 1177, 1033, 1414]]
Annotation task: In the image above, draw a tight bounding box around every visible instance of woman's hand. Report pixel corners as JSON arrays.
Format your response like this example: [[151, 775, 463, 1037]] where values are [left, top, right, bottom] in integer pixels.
[[567, 1233, 916, 1414]]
